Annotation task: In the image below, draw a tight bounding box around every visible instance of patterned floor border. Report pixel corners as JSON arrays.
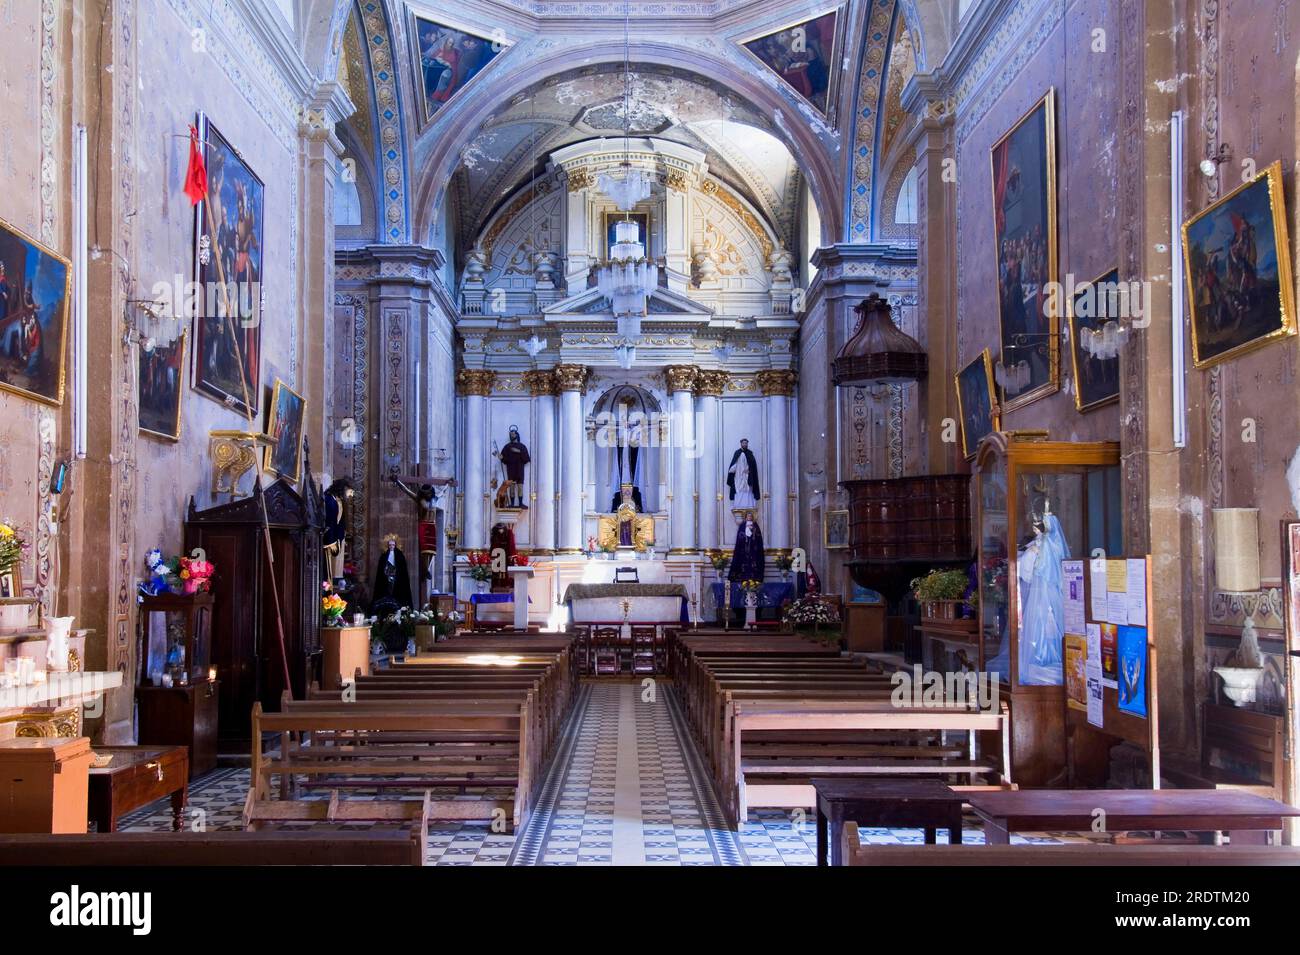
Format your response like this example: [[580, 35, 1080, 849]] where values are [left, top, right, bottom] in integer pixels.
[[509, 684, 595, 865]]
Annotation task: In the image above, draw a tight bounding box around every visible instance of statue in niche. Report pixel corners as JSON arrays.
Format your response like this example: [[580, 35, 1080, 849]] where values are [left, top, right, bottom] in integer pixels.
[[1017, 497, 1070, 686], [493, 426, 530, 509], [727, 438, 760, 512], [370, 533, 413, 615], [608, 397, 644, 511], [597, 485, 655, 552]]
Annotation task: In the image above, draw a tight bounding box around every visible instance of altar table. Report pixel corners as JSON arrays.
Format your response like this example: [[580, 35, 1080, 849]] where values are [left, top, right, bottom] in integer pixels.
[[563, 583, 689, 624]]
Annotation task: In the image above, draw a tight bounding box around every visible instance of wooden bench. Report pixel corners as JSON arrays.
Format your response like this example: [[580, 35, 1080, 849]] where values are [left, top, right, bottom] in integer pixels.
[[0, 830, 424, 866], [841, 822, 1300, 866]]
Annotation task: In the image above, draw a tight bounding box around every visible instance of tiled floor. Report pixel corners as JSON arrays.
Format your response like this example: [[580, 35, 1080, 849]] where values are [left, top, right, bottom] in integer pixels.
[[120, 680, 1082, 865]]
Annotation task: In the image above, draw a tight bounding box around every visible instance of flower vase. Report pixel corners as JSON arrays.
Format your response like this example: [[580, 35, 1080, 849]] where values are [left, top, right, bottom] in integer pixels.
[[323, 614, 344, 629], [46, 616, 75, 671]]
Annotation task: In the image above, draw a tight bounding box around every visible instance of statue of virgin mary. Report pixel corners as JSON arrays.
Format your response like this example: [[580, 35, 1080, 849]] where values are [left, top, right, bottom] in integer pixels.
[[1017, 506, 1070, 685], [728, 512, 765, 583]]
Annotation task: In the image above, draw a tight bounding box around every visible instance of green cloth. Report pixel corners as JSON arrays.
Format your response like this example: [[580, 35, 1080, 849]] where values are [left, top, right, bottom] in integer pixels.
[[562, 583, 689, 603]]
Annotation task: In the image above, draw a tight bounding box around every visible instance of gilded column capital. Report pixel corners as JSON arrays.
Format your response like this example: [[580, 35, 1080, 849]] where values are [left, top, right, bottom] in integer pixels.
[[695, 369, 729, 397], [757, 369, 797, 397], [456, 369, 496, 397], [522, 369, 559, 397], [553, 363, 590, 393], [663, 365, 699, 393]]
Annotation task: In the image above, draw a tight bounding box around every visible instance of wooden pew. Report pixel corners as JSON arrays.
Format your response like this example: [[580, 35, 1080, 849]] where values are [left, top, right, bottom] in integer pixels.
[[0, 830, 424, 866], [840, 822, 1300, 866]]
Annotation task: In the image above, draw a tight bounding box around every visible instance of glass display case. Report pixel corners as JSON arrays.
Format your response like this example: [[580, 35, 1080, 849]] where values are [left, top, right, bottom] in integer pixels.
[[137, 592, 213, 688], [974, 433, 1121, 784]]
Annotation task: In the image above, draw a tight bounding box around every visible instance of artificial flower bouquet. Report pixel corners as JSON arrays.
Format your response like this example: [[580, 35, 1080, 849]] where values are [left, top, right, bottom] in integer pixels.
[[321, 581, 347, 624], [0, 520, 28, 578], [466, 550, 494, 582], [143, 548, 215, 596]]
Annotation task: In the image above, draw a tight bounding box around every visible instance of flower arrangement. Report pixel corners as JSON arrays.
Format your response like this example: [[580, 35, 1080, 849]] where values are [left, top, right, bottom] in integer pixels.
[[509, 553, 530, 567], [774, 553, 793, 574], [143, 549, 215, 596], [739, 578, 763, 594], [465, 550, 494, 582], [911, 569, 970, 601], [708, 551, 729, 571], [586, 535, 598, 557], [321, 588, 347, 625], [0, 520, 27, 577], [783, 595, 840, 628]]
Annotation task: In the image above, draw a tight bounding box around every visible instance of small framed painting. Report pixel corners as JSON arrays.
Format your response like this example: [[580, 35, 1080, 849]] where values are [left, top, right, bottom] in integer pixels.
[[1182, 160, 1296, 368], [0, 572, 14, 600], [263, 378, 306, 483], [824, 509, 849, 550], [955, 348, 999, 460], [138, 333, 187, 440], [1068, 267, 1122, 411]]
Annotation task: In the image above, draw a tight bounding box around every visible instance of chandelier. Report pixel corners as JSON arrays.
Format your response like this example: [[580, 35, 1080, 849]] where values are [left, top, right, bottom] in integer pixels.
[[596, 0, 657, 342]]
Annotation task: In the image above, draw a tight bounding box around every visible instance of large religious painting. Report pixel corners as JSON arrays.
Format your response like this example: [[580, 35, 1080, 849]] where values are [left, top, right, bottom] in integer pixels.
[[990, 89, 1058, 412], [410, 13, 510, 126], [955, 348, 999, 460], [1183, 160, 1295, 368], [264, 378, 305, 484], [739, 7, 842, 117], [1068, 267, 1122, 412], [0, 217, 70, 406], [192, 115, 264, 418], [138, 334, 187, 441]]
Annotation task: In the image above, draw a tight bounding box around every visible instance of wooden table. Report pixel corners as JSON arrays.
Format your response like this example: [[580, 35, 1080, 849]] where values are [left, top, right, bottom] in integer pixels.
[[87, 745, 189, 833], [813, 778, 964, 866], [967, 789, 1300, 846]]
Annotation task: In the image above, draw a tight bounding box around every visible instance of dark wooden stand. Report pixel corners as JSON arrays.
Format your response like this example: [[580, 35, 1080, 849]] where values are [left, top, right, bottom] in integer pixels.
[[136, 680, 219, 779], [813, 778, 964, 866], [88, 745, 189, 832]]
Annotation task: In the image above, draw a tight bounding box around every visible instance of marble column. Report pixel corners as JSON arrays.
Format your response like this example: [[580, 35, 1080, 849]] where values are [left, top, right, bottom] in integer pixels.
[[695, 370, 728, 551], [457, 370, 495, 550], [758, 370, 796, 551], [523, 370, 558, 553], [665, 365, 699, 552], [555, 364, 589, 552]]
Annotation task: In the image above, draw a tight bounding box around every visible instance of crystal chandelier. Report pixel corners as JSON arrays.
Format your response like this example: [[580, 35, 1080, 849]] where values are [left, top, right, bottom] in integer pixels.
[[596, 0, 658, 332]]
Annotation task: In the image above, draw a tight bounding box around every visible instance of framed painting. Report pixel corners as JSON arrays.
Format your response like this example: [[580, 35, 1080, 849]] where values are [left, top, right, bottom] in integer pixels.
[[954, 348, 999, 460], [0, 572, 14, 600], [990, 89, 1059, 412], [738, 7, 844, 120], [192, 115, 264, 418], [410, 12, 511, 128], [1068, 267, 1122, 411], [824, 509, 849, 550], [264, 379, 306, 484], [138, 333, 187, 441], [605, 213, 648, 258], [1182, 160, 1296, 368], [0, 216, 71, 406]]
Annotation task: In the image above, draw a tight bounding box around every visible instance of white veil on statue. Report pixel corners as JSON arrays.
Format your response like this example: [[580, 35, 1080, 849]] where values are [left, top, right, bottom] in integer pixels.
[[1017, 508, 1070, 686]]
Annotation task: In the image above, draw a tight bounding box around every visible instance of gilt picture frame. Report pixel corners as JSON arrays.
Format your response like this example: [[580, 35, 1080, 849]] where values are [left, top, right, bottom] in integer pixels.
[[1182, 160, 1296, 369], [0, 215, 71, 407], [990, 89, 1059, 413], [954, 348, 999, 460], [1068, 267, 1122, 412], [263, 378, 306, 484]]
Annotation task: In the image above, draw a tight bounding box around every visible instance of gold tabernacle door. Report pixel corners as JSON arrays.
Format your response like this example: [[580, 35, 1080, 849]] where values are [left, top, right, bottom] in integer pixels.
[[596, 503, 655, 551]]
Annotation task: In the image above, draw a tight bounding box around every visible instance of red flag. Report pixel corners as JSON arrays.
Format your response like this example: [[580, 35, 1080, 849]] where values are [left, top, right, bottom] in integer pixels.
[[183, 124, 208, 206]]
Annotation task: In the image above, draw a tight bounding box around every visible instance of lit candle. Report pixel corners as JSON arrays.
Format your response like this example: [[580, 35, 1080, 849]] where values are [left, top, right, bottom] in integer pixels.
[[208, 666, 218, 683]]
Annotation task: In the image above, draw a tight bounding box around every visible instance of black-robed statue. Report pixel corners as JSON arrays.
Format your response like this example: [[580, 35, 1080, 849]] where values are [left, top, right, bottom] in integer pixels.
[[495, 426, 531, 509], [726, 438, 760, 510], [728, 512, 765, 583], [371, 534, 413, 613], [323, 477, 354, 580]]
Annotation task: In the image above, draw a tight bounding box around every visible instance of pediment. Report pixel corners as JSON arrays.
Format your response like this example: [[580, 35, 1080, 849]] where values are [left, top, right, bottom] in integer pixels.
[[542, 285, 714, 320]]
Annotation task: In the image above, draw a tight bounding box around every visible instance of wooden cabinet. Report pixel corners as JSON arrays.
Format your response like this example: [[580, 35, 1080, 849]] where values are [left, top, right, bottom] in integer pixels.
[[184, 478, 325, 745], [136, 682, 219, 779], [974, 433, 1121, 786], [87, 745, 188, 832], [321, 626, 372, 690], [0, 737, 92, 833]]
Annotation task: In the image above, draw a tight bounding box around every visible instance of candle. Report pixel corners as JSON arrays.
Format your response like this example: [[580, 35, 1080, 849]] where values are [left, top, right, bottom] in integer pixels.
[[208, 666, 218, 683]]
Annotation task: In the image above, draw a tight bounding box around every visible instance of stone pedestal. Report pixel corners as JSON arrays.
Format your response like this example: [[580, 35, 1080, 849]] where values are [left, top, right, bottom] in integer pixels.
[[508, 566, 534, 631]]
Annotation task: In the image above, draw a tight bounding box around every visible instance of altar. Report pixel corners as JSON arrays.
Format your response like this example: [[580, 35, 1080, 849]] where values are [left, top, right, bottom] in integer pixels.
[[562, 582, 689, 624]]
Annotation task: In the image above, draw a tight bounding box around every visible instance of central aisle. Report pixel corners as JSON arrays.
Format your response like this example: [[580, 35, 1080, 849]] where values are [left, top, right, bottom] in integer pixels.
[[510, 682, 765, 865]]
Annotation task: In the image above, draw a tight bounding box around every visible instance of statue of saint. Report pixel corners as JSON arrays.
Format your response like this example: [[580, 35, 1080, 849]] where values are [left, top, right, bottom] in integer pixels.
[[728, 512, 765, 582], [322, 477, 354, 580], [727, 438, 760, 511], [493, 425, 531, 509]]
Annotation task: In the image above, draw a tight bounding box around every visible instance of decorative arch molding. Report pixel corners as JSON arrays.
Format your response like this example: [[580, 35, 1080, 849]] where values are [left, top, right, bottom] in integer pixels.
[[408, 40, 843, 247], [846, 0, 900, 241], [349, 0, 410, 242]]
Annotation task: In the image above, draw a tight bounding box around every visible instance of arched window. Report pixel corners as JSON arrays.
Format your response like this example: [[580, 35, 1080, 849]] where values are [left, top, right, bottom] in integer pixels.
[[894, 166, 918, 225]]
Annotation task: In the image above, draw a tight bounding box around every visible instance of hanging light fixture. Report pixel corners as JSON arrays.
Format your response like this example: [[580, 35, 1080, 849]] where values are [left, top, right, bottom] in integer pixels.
[[596, 0, 653, 212]]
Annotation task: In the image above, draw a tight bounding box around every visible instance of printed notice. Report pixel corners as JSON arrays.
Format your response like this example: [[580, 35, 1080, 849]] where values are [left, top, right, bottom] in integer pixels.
[[1089, 558, 1108, 621], [1106, 559, 1128, 593], [1126, 558, 1147, 625], [1085, 623, 1105, 728], [1063, 560, 1085, 636], [1107, 589, 1128, 626]]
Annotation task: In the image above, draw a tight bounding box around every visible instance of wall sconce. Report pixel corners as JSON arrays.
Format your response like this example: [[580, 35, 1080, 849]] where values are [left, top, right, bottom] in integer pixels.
[[1213, 507, 1260, 592], [1199, 143, 1232, 178]]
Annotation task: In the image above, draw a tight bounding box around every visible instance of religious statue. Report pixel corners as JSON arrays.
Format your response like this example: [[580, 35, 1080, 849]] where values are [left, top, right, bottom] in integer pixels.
[[493, 426, 530, 509], [1017, 499, 1069, 686], [370, 533, 413, 614], [728, 512, 765, 582], [727, 438, 760, 512], [322, 477, 355, 580], [597, 485, 654, 552]]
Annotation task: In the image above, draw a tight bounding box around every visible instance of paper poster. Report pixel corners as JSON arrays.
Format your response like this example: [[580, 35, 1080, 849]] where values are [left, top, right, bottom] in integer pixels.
[[1126, 558, 1147, 625], [1062, 560, 1085, 636], [1064, 634, 1087, 711], [1117, 625, 1148, 718], [1106, 559, 1128, 593], [1100, 624, 1118, 688], [1086, 673, 1104, 727], [1089, 558, 1108, 621], [1107, 590, 1128, 625]]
